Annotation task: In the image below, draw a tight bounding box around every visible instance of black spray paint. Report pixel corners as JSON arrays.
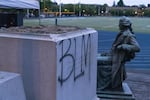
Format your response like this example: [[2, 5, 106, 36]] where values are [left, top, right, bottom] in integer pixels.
[[58, 34, 92, 86]]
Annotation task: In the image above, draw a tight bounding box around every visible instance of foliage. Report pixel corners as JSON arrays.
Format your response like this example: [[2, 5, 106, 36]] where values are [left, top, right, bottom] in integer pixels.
[[38, 0, 150, 17], [112, 1, 116, 7], [143, 9, 150, 17], [124, 9, 135, 16], [109, 9, 135, 16], [40, 0, 53, 10], [39, 1, 110, 16], [62, 4, 74, 12]]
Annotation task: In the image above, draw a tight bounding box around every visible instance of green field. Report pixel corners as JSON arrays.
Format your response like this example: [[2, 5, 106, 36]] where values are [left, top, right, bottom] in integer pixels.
[[24, 17, 150, 33]]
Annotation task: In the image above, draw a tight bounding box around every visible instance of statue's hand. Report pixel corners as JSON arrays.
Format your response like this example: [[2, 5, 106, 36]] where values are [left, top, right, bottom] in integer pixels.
[[117, 44, 130, 51], [117, 45, 122, 49]]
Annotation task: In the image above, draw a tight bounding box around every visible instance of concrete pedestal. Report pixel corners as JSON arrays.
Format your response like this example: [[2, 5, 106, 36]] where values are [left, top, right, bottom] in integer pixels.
[[0, 28, 98, 100], [0, 71, 26, 100], [97, 83, 135, 100]]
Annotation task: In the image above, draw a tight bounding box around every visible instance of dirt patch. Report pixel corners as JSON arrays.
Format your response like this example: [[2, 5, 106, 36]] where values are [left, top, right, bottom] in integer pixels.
[[0, 25, 82, 34]]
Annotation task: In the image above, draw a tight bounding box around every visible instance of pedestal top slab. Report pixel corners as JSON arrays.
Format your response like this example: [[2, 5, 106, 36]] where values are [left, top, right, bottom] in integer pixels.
[[0, 26, 96, 42]]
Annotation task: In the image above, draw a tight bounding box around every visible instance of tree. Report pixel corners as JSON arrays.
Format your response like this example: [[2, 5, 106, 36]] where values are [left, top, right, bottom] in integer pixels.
[[143, 9, 150, 17], [139, 4, 146, 9], [40, 0, 54, 11], [112, 1, 116, 7], [117, 0, 125, 7]]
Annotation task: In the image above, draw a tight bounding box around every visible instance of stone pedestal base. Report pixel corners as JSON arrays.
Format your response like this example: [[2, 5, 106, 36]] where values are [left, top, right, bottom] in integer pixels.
[[97, 83, 135, 100]]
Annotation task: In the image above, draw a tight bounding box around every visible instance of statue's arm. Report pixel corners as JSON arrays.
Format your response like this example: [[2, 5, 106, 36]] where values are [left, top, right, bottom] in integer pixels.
[[117, 36, 140, 52]]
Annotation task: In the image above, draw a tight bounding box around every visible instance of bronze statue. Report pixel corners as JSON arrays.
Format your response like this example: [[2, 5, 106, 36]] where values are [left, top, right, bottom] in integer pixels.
[[97, 16, 140, 90]]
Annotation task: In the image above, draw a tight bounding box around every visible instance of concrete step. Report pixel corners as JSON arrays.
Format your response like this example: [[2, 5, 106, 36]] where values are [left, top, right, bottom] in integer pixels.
[[0, 71, 26, 100], [97, 83, 135, 100]]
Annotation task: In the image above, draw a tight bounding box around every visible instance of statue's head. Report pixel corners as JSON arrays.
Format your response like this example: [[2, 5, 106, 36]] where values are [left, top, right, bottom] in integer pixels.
[[119, 16, 132, 30]]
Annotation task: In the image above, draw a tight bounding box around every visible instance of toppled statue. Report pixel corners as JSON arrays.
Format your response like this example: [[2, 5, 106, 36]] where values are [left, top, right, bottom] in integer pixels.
[[97, 16, 140, 90]]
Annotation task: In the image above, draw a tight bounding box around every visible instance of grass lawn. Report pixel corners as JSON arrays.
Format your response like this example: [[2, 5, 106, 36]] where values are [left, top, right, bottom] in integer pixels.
[[24, 17, 150, 33]]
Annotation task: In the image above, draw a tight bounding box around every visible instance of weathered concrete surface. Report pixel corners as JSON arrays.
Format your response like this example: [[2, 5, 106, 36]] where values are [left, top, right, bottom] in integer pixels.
[[0, 71, 26, 100], [126, 69, 150, 100]]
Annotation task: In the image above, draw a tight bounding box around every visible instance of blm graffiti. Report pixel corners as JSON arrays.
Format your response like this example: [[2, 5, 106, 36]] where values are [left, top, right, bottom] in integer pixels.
[[58, 34, 92, 86]]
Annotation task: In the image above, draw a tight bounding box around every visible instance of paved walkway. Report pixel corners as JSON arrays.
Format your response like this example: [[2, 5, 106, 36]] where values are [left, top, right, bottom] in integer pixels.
[[126, 69, 150, 100]]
